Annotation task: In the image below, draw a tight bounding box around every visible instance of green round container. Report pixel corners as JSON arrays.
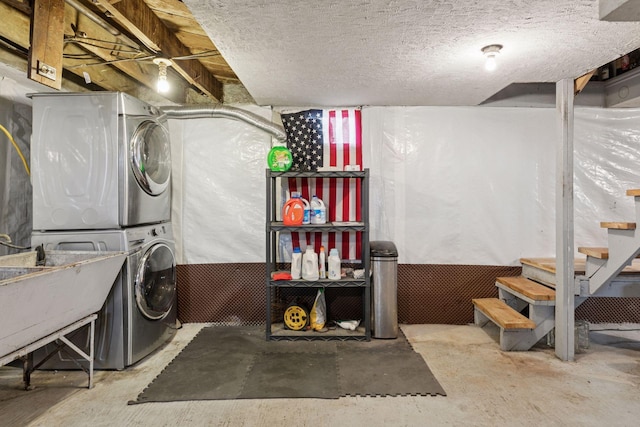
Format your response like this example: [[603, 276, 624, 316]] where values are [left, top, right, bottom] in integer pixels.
[[267, 146, 293, 171]]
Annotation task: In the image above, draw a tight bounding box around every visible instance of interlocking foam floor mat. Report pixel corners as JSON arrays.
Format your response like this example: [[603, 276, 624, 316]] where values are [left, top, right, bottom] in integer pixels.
[[130, 326, 446, 404]]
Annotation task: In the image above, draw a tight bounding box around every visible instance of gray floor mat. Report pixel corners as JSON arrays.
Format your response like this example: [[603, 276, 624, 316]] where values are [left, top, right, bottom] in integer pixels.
[[131, 326, 445, 404], [239, 352, 339, 399], [337, 348, 447, 397]]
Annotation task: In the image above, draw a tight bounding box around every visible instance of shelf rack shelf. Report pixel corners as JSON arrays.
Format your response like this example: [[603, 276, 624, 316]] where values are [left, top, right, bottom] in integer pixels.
[[265, 168, 370, 341]]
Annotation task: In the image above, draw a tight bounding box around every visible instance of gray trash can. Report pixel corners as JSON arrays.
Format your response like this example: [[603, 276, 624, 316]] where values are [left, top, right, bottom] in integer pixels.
[[370, 241, 398, 339]]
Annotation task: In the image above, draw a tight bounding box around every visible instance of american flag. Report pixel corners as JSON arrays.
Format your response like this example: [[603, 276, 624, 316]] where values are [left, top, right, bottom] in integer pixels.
[[280, 109, 363, 261]]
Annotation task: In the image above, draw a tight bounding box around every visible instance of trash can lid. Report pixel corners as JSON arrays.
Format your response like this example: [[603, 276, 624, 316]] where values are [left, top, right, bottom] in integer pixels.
[[370, 241, 398, 257]]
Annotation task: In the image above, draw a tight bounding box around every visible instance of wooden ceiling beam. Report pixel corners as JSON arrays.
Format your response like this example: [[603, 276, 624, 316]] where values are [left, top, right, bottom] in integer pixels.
[[65, 7, 188, 104], [95, 0, 224, 102], [28, 0, 66, 90], [0, 2, 146, 96], [0, 0, 31, 14]]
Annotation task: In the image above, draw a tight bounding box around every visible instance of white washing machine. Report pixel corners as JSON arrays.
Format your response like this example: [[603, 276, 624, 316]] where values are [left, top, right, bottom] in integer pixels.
[[30, 92, 172, 231], [31, 223, 177, 369]]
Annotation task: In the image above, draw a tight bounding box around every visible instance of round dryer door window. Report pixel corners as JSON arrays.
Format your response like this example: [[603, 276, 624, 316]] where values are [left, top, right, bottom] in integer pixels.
[[135, 243, 176, 320], [131, 120, 171, 196]]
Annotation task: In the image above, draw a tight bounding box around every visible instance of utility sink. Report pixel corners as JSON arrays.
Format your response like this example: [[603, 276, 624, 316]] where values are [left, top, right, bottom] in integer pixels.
[[0, 250, 126, 359]]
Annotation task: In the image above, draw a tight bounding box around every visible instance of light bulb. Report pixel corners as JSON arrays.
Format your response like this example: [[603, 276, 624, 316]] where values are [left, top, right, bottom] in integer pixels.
[[481, 44, 503, 72], [153, 58, 172, 94], [157, 77, 170, 93], [485, 55, 497, 71]]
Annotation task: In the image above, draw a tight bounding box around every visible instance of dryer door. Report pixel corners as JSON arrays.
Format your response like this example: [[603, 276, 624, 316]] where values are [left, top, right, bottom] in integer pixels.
[[135, 243, 176, 320], [130, 120, 171, 196]]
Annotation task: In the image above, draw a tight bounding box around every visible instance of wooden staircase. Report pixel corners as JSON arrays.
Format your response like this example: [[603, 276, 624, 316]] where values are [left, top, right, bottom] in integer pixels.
[[474, 188, 640, 351], [473, 276, 555, 351]]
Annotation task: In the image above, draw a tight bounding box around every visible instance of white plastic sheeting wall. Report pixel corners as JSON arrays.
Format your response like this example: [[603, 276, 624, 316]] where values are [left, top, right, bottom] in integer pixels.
[[175, 105, 272, 264], [0, 74, 34, 255], [365, 106, 640, 265], [175, 105, 640, 266]]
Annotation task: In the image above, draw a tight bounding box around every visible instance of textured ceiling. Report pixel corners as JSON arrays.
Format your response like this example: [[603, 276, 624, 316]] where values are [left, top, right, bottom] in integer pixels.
[[184, 0, 640, 107]]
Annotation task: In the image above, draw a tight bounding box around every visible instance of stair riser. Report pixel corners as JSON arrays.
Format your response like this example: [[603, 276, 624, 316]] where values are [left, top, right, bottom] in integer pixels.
[[497, 284, 555, 306], [499, 318, 555, 351], [499, 291, 528, 313], [521, 265, 582, 295], [521, 264, 557, 287], [530, 305, 554, 325]]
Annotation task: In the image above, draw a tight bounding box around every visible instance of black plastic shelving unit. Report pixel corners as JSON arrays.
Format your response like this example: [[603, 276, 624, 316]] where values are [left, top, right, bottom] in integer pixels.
[[265, 169, 370, 341]]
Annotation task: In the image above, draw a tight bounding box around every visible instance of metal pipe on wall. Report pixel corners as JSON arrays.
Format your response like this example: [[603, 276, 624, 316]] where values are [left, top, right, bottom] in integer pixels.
[[160, 105, 287, 143]]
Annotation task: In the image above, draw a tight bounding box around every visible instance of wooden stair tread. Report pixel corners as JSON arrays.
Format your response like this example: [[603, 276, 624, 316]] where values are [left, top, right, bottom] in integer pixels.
[[520, 257, 586, 275], [496, 276, 555, 301], [577, 247, 640, 260], [600, 221, 636, 230], [472, 298, 536, 330], [577, 247, 609, 259], [520, 257, 640, 276], [626, 189, 640, 197]]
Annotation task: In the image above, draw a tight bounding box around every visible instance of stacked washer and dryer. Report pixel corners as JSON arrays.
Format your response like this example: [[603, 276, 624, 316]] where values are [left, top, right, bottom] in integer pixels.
[[30, 92, 177, 370]]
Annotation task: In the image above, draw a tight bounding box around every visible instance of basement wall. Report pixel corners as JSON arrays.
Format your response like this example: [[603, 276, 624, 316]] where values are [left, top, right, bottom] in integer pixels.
[[0, 72, 33, 255], [1, 61, 638, 325], [174, 105, 640, 325]]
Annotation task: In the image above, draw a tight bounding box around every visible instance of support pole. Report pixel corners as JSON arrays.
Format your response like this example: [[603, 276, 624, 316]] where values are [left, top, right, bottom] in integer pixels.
[[555, 79, 576, 361]]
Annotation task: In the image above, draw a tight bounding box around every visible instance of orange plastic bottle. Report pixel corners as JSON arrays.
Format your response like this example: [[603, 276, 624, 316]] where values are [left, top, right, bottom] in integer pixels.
[[282, 195, 305, 226]]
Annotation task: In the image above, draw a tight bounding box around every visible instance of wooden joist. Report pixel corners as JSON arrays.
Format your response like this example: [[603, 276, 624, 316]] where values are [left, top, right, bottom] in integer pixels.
[[63, 7, 188, 104], [600, 221, 636, 230], [0, 1, 153, 97], [472, 298, 535, 330], [1, 0, 31, 14], [28, 0, 65, 89], [496, 276, 555, 301], [626, 189, 640, 197], [94, 0, 224, 101]]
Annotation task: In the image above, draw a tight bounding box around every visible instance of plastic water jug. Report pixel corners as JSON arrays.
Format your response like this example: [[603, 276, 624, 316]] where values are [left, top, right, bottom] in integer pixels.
[[283, 195, 304, 226], [310, 195, 327, 224], [291, 247, 302, 279], [301, 196, 311, 225], [302, 247, 319, 280], [328, 248, 341, 280]]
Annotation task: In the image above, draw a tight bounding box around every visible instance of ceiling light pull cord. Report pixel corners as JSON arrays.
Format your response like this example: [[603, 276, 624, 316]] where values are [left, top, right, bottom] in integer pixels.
[[0, 124, 30, 176]]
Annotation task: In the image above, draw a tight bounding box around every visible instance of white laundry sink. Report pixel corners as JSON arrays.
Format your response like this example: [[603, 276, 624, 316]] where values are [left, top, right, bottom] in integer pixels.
[[0, 250, 126, 359]]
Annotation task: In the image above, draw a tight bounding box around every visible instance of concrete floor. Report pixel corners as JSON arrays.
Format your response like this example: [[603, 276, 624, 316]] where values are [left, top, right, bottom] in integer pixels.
[[1, 323, 639, 427]]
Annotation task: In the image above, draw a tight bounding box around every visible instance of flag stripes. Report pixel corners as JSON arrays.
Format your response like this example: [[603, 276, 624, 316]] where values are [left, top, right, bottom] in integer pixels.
[[281, 109, 363, 261]]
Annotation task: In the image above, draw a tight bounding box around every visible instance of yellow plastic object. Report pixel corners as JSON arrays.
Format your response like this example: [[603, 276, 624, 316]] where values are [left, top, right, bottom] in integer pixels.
[[267, 146, 293, 171], [0, 124, 30, 176], [283, 304, 308, 331], [310, 288, 326, 331]]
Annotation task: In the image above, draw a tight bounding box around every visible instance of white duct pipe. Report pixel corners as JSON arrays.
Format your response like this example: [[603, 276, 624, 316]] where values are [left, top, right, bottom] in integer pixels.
[[160, 105, 287, 143]]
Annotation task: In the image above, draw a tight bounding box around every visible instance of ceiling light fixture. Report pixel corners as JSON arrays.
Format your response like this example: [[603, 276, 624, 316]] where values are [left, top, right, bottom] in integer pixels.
[[481, 44, 503, 72], [153, 58, 172, 93]]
